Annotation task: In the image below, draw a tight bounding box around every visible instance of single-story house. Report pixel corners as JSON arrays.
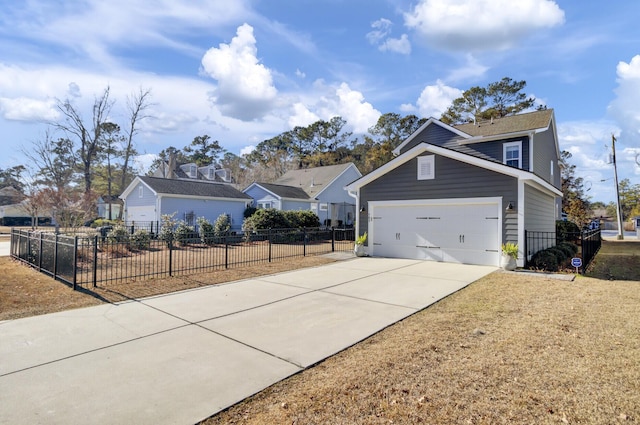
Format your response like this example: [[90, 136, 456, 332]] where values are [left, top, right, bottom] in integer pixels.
[[97, 195, 123, 220], [244, 163, 362, 227], [120, 176, 252, 231], [345, 109, 563, 267]]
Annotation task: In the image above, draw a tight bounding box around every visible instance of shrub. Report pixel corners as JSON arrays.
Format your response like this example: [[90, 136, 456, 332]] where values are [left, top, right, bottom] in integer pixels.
[[556, 220, 580, 243], [175, 220, 195, 246], [284, 210, 320, 228], [244, 206, 257, 219], [557, 241, 578, 256], [213, 213, 231, 236], [130, 229, 151, 250], [91, 218, 119, 228], [106, 225, 130, 244], [197, 217, 215, 245], [529, 249, 559, 271], [159, 213, 177, 247], [242, 208, 290, 232]]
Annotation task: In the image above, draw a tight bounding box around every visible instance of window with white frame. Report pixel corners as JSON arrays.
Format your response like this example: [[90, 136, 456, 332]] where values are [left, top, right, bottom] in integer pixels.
[[417, 155, 435, 180], [138, 185, 144, 198], [258, 201, 272, 209], [503, 142, 521, 168]]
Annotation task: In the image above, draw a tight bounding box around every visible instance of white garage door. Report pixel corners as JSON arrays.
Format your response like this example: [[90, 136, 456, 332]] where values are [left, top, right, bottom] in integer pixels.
[[370, 199, 500, 266], [126, 205, 156, 223]]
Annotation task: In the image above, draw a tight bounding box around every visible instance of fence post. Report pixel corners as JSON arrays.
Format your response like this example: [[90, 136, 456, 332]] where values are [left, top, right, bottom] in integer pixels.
[[331, 227, 335, 252], [268, 229, 272, 263], [225, 233, 229, 269], [303, 228, 307, 257], [72, 236, 78, 291], [92, 235, 98, 287], [53, 233, 59, 279], [168, 241, 173, 277], [38, 232, 43, 272]]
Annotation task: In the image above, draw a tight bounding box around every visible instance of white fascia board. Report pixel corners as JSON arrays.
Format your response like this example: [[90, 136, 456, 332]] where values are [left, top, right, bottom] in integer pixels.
[[392, 118, 471, 156]]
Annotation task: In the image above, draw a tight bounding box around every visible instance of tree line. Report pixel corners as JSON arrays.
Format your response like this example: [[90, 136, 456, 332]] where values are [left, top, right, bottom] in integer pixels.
[[3, 76, 631, 229]]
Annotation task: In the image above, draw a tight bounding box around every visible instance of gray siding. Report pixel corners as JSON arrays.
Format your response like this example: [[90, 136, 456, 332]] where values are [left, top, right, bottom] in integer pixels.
[[399, 124, 461, 153], [125, 182, 156, 208], [462, 136, 530, 170], [524, 184, 556, 232], [358, 154, 517, 243], [281, 200, 312, 211], [532, 125, 560, 188]]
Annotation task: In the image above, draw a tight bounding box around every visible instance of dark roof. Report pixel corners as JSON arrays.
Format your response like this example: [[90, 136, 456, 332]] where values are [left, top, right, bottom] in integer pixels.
[[454, 109, 553, 137], [138, 176, 251, 199], [254, 182, 312, 200]]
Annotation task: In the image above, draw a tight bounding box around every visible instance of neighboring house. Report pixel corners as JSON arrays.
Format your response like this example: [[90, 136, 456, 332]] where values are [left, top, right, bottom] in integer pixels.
[[0, 187, 30, 226], [152, 156, 233, 183], [120, 176, 252, 231], [97, 195, 123, 220], [345, 109, 563, 267], [244, 163, 362, 227]]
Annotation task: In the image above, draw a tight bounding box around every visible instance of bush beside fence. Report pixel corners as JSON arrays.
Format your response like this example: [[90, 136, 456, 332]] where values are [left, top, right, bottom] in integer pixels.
[[524, 228, 601, 273], [11, 227, 355, 290]]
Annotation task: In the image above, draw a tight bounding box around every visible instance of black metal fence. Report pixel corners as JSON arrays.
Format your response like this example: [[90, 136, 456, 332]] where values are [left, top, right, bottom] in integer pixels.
[[524, 228, 601, 273], [11, 227, 355, 289]]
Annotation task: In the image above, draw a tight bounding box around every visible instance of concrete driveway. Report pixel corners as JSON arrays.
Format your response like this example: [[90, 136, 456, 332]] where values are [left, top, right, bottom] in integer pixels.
[[0, 257, 496, 425], [0, 240, 9, 256]]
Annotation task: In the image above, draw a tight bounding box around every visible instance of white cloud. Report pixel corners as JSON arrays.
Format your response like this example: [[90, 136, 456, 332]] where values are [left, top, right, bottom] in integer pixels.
[[0, 97, 58, 121], [447, 54, 489, 82], [404, 0, 565, 51], [413, 80, 463, 118], [201, 23, 278, 121], [367, 18, 411, 55], [240, 145, 255, 156], [288, 102, 320, 128], [379, 34, 411, 55]]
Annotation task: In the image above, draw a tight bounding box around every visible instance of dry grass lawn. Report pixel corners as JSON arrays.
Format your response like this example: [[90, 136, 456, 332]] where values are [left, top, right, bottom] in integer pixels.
[[1, 239, 639, 424]]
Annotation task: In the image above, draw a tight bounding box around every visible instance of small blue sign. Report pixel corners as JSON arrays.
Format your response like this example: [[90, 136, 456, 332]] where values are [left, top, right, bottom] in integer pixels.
[[571, 257, 582, 268]]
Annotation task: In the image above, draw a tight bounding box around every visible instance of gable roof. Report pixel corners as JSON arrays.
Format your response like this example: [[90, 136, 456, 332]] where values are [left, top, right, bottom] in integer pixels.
[[346, 142, 562, 198], [274, 163, 361, 198], [249, 182, 312, 200], [454, 109, 553, 138], [124, 176, 251, 200]]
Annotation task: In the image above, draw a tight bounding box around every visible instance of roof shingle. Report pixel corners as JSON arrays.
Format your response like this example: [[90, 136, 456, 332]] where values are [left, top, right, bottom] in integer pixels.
[[138, 176, 250, 199], [454, 109, 553, 137]]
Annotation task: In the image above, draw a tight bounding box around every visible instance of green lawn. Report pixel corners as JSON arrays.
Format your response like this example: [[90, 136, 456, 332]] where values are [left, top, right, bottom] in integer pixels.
[[586, 240, 640, 281]]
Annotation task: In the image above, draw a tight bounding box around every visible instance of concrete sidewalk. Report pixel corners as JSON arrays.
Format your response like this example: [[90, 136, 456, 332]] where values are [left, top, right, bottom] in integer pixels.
[[0, 257, 496, 425]]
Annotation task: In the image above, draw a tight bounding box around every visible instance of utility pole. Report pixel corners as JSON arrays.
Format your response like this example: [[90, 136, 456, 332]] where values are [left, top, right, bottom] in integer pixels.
[[612, 134, 624, 240]]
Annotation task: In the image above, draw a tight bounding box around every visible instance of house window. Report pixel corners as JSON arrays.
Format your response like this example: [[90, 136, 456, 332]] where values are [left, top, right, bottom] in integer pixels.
[[258, 202, 272, 209], [417, 155, 435, 180], [189, 165, 197, 178], [503, 142, 521, 168], [319, 203, 328, 211], [550, 160, 554, 180], [138, 185, 143, 198], [208, 168, 215, 179]]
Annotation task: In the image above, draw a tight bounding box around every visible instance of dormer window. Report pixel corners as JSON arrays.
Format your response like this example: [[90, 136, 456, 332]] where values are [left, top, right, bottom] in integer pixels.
[[189, 165, 197, 178], [503, 142, 521, 168], [208, 168, 215, 179]]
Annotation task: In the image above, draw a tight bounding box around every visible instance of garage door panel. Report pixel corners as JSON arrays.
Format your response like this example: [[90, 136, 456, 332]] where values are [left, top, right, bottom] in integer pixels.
[[370, 201, 500, 266]]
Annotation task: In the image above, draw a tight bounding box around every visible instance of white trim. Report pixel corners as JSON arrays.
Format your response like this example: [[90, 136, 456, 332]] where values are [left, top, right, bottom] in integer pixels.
[[392, 118, 471, 155], [517, 179, 526, 267], [503, 141, 522, 168]]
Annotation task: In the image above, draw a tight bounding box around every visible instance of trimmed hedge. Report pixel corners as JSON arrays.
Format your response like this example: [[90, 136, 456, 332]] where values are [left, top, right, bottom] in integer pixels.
[[529, 241, 579, 272]]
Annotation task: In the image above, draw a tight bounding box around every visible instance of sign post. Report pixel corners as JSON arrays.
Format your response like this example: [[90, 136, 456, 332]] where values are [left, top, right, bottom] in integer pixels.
[[571, 257, 582, 274]]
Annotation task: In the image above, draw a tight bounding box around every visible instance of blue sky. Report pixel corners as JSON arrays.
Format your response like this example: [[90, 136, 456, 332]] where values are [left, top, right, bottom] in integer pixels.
[[0, 0, 638, 204]]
